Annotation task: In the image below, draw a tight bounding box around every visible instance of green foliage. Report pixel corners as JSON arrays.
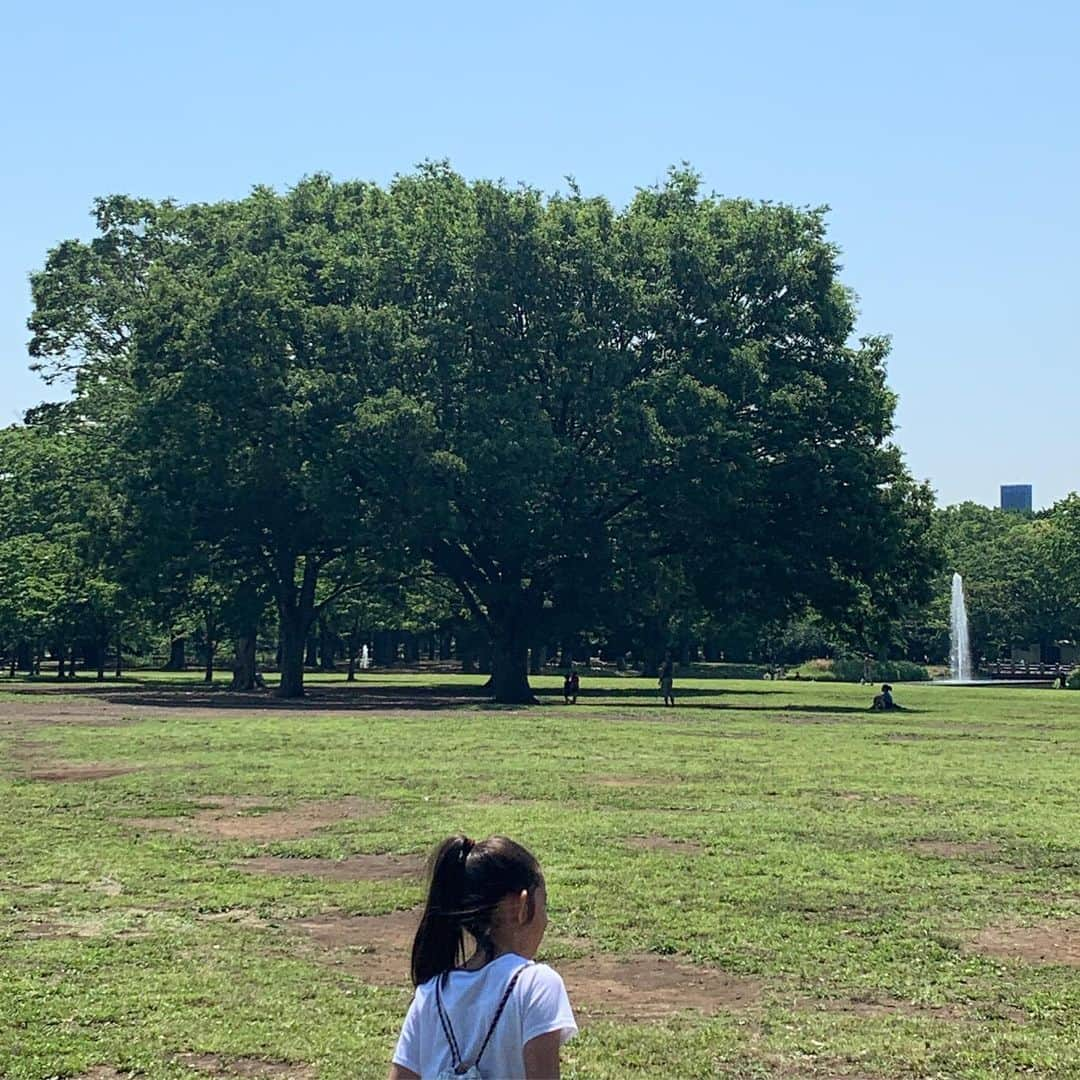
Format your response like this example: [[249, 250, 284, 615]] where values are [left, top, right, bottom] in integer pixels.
[[25, 166, 940, 698], [917, 500, 1080, 661], [0, 419, 135, 670], [829, 656, 931, 683], [1066, 667, 1080, 690]]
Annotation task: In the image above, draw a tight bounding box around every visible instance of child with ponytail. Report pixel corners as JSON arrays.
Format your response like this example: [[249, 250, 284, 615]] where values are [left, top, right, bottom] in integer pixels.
[[389, 836, 577, 1079]]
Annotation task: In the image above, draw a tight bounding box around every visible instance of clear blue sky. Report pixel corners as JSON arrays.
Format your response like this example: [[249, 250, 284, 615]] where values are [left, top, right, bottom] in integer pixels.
[[3, 0, 1076, 508]]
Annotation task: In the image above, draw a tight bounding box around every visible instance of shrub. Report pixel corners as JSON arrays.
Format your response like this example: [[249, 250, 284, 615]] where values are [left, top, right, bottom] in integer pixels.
[[787, 659, 837, 681], [831, 657, 931, 683], [1066, 667, 1080, 690]]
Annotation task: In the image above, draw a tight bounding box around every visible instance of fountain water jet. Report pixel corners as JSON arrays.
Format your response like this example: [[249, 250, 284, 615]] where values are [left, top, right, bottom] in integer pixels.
[[949, 573, 972, 682]]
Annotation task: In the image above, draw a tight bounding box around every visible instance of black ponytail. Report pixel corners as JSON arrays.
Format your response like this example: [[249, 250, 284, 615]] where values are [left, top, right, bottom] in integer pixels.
[[410, 834, 543, 987]]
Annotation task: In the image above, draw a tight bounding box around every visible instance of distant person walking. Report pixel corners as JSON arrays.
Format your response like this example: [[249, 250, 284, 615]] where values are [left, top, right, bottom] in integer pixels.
[[389, 835, 577, 1080], [658, 654, 675, 706]]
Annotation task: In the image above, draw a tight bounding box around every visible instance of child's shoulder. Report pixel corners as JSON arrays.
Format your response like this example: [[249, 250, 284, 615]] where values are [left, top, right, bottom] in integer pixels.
[[517, 960, 570, 997]]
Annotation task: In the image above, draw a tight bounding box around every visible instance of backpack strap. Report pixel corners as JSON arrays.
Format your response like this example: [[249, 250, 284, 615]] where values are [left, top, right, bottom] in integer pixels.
[[434, 975, 464, 1070], [472, 963, 530, 1071]]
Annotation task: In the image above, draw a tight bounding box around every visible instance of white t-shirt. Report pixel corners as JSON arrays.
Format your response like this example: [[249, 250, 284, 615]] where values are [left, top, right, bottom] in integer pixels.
[[393, 954, 577, 1079]]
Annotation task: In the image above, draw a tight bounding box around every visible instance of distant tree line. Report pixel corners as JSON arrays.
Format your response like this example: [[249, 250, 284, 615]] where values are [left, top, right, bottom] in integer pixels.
[[2, 165, 951, 700]]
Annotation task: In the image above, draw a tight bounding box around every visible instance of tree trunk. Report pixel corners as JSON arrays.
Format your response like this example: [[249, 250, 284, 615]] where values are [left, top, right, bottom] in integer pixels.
[[9, 653, 16, 678], [114, 634, 123, 679], [230, 634, 258, 691], [304, 633, 318, 668], [278, 556, 318, 698], [96, 633, 106, 681], [318, 617, 336, 671], [164, 636, 186, 671], [279, 611, 308, 698], [57, 647, 66, 681], [346, 619, 359, 682], [204, 639, 215, 683], [490, 618, 536, 704], [17, 640, 32, 672]]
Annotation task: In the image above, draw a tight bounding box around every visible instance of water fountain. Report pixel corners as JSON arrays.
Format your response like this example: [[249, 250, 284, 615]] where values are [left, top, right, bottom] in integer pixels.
[[938, 574, 1059, 687], [360, 644, 370, 670], [949, 572, 972, 682]]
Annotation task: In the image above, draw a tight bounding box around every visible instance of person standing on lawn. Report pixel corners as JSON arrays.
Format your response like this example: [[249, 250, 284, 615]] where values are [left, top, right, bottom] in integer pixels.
[[658, 653, 676, 706]]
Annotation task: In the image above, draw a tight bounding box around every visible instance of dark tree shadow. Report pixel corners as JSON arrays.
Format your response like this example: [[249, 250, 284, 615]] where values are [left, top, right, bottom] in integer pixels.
[[3, 675, 922, 716]]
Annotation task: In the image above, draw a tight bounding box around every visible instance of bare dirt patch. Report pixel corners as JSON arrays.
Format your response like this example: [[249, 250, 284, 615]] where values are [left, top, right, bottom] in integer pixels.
[[288, 907, 419, 986], [626, 835, 704, 855], [969, 920, 1080, 966], [198, 909, 273, 930], [560, 953, 760, 1018], [911, 840, 1000, 859], [0, 695, 142, 729], [288, 908, 759, 1018], [73, 1070, 129, 1080], [234, 853, 424, 882], [27, 763, 141, 781], [176, 1052, 316, 1078], [4, 737, 144, 782], [128, 795, 384, 841], [14, 908, 159, 941]]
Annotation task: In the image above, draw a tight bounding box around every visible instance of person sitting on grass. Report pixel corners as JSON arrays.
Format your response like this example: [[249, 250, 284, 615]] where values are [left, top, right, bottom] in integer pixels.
[[389, 835, 577, 1080], [871, 683, 898, 710]]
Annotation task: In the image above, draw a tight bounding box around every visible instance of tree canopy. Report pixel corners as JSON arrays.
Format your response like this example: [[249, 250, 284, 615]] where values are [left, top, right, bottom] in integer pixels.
[[20, 164, 943, 699]]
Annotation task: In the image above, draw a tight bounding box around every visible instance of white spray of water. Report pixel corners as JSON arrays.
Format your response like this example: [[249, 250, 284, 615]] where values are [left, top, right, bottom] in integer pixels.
[[360, 644, 370, 670], [949, 573, 972, 682]]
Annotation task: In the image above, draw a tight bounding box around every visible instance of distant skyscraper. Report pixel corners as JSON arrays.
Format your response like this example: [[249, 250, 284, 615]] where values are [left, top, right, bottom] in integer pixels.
[[1000, 484, 1033, 512]]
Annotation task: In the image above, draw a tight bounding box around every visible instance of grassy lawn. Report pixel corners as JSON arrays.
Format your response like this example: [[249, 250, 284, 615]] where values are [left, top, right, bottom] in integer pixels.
[[1, 675, 1078, 1078]]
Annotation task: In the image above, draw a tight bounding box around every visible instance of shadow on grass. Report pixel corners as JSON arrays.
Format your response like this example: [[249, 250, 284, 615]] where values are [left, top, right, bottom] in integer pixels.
[[548, 695, 927, 716], [0, 676, 914, 717], [2, 676, 790, 708], [0, 680, 493, 712]]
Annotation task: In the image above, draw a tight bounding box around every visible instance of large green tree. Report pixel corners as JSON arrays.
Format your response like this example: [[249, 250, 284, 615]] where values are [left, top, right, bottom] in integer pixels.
[[0, 416, 131, 678], [30, 184, 414, 696], [351, 166, 933, 700], [28, 166, 934, 702]]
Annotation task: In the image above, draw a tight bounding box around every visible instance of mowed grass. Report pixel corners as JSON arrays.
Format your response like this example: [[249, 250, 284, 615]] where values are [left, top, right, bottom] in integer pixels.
[[1, 675, 1078, 1079]]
